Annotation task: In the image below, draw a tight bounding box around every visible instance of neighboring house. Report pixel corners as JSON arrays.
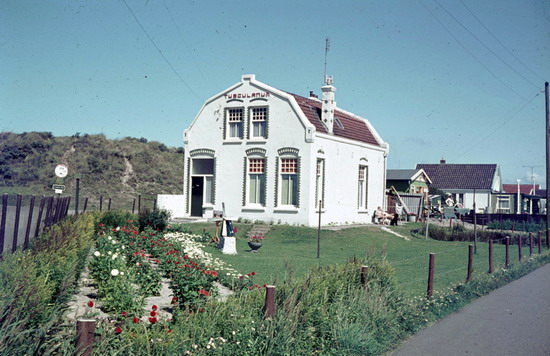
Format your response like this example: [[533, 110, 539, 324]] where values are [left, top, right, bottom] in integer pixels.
[[181, 74, 389, 226], [386, 169, 432, 202], [416, 160, 502, 213], [501, 184, 546, 214]]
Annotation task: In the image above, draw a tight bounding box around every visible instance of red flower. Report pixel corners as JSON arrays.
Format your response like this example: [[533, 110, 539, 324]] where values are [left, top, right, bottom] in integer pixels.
[[167, 329, 172, 334], [239, 275, 244, 279], [150, 311, 157, 317], [263, 284, 267, 288], [198, 289, 210, 297], [114, 327, 122, 335], [251, 272, 256, 276], [171, 296, 178, 304], [132, 317, 140, 324], [151, 305, 158, 311], [121, 311, 127, 317], [234, 227, 238, 233], [149, 317, 157, 324], [98, 223, 104, 227], [87, 300, 94, 308], [199, 308, 205, 313]]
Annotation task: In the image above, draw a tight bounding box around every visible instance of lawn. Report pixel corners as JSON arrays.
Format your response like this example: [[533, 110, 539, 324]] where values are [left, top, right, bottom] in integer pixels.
[[183, 221, 525, 296]]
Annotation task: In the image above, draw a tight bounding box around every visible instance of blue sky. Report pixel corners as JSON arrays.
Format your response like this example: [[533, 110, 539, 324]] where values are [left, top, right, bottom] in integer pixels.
[[1, 0, 549, 186]]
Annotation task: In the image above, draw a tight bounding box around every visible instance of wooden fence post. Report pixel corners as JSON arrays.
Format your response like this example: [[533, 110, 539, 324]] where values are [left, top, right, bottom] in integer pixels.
[[132, 199, 136, 214], [538, 231, 542, 254], [427, 253, 435, 299], [34, 196, 46, 238], [99, 195, 103, 212], [12, 194, 22, 253], [505, 237, 510, 268], [64, 196, 71, 218], [23, 196, 35, 250], [138, 195, 142, 213], [83, 197, 88, 213], [518, 235, 522, 262], [466, 244, 473, 282], [263, 285, 276, 318], [153, 198, 157, 211], [529, 232, 533, 256], [0, 194, 8, 256], [488, 240, 493, 274], [547, 229, 550, 249], [360, 265, 369, 288], [76, 319, 96, 356], [108, 197, 112, 211]]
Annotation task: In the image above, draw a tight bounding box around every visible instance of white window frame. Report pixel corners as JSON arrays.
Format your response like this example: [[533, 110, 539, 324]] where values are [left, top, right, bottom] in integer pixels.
[[247, 157, 266, 206], [497, 195, 511, 212], [358, 165, 368, 210], [250, 107, 268, 139], [315, 159, 325, 210], [279, 157, 298, 207], [226, 108, 244, 139]]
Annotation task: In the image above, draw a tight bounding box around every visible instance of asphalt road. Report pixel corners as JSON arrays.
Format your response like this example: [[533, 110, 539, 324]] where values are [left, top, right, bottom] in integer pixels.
[[392, 263, 550, 356]]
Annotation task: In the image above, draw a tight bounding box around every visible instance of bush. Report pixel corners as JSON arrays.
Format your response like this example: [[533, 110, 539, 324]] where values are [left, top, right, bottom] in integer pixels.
[[0, 214, 96, 354], [138, 209, 171, 231], [424, 224, 515, 242]]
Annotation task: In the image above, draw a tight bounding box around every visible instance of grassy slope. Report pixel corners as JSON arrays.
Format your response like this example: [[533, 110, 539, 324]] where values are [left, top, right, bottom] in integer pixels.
[[0, 132, 183, 209], [189, 222, 521, 296]]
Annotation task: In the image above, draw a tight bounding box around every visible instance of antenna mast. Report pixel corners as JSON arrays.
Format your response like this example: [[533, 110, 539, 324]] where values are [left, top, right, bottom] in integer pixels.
[[324, 37, 330, 84]]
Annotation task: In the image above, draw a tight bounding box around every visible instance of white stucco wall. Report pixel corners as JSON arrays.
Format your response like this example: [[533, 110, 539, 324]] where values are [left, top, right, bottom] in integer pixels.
[[157, 194, 186, 218], [182, 75, 388, 226]]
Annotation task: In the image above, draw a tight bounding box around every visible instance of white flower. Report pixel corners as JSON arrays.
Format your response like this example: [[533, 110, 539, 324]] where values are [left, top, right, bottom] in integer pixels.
[[107, 251, 112, 255], [111, 269, 120, 276], [112, 254, 118, 260], [120, 271, 125, 276], [94, 251, 101, 257], [107, 236, 112, 240], [116, 226, 120, 231]]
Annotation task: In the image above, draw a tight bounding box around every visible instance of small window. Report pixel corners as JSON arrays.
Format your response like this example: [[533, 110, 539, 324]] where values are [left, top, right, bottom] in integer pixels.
[[250, 107, 267, 139], [227, 108, 243, 139], [358, 165, 368, 209]]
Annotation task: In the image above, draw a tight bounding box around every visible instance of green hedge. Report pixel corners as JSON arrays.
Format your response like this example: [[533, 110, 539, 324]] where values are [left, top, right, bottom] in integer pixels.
[[0, 213, 96, 355]]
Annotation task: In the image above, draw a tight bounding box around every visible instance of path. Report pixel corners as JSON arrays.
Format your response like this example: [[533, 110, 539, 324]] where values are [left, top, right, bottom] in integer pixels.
[[391, 263, 550, 356]]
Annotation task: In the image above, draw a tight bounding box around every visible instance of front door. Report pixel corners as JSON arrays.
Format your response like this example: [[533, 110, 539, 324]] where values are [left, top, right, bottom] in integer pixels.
[[191, 177, 204, 217]]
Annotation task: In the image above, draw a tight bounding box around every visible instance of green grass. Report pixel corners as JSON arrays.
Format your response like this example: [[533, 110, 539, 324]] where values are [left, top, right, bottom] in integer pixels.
[[188, 222, 537, 297]]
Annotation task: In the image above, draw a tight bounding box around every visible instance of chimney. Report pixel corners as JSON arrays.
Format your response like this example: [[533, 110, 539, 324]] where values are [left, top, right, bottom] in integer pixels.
[[321, 76, 336, 134], [440, 159, 446, 164]]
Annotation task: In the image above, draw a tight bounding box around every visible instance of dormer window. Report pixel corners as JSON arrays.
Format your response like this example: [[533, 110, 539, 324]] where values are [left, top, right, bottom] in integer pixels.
[[250, 107, 268, 139], [226, 108, 244, 139]]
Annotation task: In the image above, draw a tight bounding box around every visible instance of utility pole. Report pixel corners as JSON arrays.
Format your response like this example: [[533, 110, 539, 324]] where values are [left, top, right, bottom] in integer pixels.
[[545, 82, 549, 244]]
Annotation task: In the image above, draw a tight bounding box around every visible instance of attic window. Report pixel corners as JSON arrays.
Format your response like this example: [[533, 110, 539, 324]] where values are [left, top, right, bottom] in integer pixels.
[[335, 117, 344, 129]]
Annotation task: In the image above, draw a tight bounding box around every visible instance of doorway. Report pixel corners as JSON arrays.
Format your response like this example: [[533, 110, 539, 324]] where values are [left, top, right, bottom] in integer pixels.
[[191, 177, 204, 217]]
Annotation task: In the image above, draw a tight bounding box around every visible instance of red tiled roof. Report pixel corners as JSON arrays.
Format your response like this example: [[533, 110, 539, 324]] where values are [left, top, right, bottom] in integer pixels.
[[502, 184, 539, 195], [416, 163, 497, 190], [289, 93, 380, 146]]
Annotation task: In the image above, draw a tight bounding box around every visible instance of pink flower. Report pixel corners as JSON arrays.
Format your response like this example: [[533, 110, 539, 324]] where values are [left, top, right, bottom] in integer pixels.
[[198, 289, 210, 297]]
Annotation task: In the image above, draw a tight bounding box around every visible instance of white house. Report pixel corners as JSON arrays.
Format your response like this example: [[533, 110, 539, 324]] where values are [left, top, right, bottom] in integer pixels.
[[181, 74, 389, 226]]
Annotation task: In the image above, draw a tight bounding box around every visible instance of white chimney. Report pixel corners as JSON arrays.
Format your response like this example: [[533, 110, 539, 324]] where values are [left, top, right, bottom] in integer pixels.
[[321, 76, 336, 134]]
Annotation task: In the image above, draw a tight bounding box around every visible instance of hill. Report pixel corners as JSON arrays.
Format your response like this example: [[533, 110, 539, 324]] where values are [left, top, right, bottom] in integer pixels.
[[0, 132, 183, 210]]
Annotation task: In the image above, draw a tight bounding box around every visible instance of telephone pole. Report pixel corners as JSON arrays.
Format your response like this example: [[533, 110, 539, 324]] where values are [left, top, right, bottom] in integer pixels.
[[545, 82, 549, 243]]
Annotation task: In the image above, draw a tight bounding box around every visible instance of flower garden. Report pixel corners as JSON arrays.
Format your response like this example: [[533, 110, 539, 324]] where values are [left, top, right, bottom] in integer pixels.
[[1, 210, 549, 355]]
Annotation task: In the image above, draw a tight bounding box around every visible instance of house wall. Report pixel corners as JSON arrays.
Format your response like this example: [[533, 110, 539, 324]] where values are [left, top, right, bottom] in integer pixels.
[[444, 189, 492, 212], [308, 134, 387, 225], [182, 75, 388, 226]]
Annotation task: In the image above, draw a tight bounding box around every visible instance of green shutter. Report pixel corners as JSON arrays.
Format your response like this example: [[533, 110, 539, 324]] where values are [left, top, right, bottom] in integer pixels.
[[274, 157, 279, 207], [242, 157, 247, 206], [296, 156, 301, 208], [263, 157, 268, 206]]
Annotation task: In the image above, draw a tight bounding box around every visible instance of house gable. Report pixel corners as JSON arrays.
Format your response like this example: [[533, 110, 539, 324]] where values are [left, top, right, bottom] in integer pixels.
[[416, 162, 498, 191]]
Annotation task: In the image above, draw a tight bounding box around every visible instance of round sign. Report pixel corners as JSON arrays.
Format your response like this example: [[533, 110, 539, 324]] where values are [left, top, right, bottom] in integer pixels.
[[55, 164, 68, 178]]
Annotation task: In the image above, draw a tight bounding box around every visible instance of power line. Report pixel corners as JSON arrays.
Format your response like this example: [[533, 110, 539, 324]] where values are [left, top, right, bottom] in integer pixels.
[[419, 0, 529, 102], [457, 0, 546, 83], [450, 90, 542, 162], [162, 0, 209, 85], [433, 0, 541, 90], [121, 0, 203, 103]]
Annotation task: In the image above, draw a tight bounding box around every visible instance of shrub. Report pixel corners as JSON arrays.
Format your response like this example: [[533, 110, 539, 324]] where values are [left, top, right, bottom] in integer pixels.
[[138, 209, 171, 231], [0, 214, 95, 354]]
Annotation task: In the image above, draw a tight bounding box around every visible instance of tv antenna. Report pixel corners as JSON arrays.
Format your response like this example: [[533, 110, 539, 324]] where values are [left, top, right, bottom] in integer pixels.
[[324, 37, 331, 85]]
